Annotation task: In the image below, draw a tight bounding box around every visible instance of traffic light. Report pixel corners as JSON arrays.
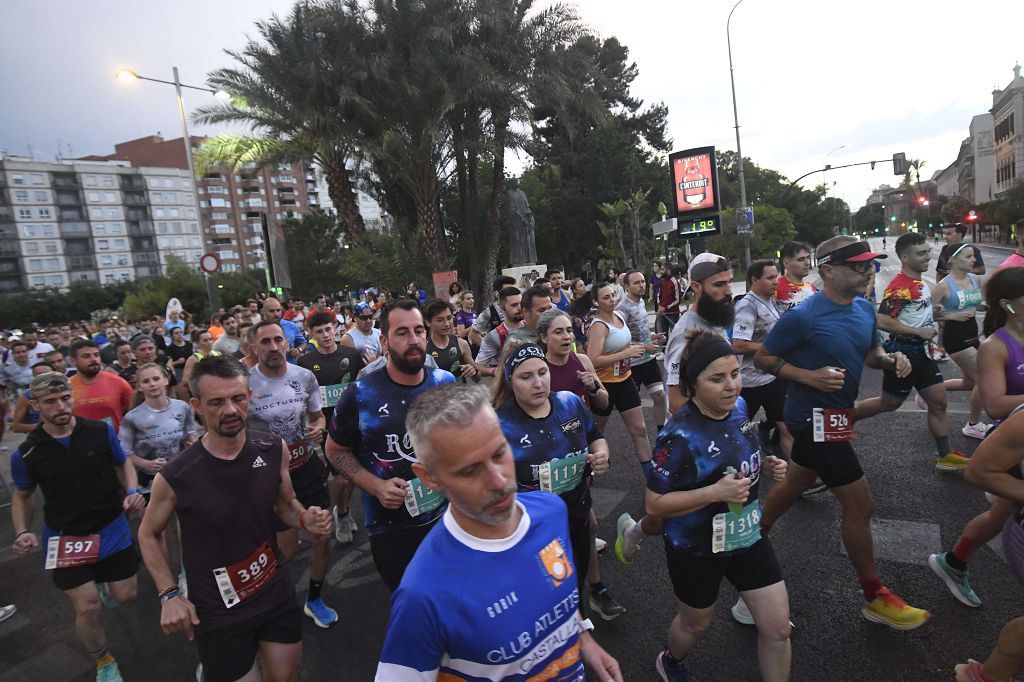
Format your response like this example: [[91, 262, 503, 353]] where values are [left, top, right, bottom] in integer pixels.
[[966, 210, 978, 223], [893, 152, 908, 176], [917, 196, 929, 206]]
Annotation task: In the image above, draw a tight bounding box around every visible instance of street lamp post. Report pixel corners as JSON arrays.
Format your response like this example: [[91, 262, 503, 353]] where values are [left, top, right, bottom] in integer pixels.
[[115, 67, 230, 314], [825, 144, 847, 232], [727, 0, 750, 268]]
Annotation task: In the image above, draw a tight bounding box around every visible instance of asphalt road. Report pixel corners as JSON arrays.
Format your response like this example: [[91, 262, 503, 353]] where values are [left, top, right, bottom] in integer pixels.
[[1, 238, 1020, 681]]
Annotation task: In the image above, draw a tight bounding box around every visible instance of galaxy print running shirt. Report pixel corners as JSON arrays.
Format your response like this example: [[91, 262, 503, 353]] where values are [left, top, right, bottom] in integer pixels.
[[495, 391, 601, 507], [329, 367, 456, 536], [648, 397, 765, 556]]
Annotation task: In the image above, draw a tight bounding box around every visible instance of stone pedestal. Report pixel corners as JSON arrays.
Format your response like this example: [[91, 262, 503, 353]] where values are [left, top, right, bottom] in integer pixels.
[[502, 264, 547, 289]]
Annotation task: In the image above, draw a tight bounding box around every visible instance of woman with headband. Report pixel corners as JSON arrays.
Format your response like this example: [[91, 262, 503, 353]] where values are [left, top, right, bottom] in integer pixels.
[[492, 342, 611, 607], [931, 241, 988, 439], [646, 329, 789, 682]]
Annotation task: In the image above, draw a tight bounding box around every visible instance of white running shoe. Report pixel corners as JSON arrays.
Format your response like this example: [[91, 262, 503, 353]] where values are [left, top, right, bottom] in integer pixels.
[[333, 507, 357, 544], [0, 604, 16, 624], [594, 537, 607, 553], [614, 513, 641, 565], [961, 422, 990, 440], [731, 597, 755, 625]]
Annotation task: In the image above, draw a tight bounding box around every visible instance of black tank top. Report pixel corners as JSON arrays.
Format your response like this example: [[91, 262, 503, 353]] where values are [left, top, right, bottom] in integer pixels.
[[427, 334, 462, 374], [160, 430, 293, 632], [546, 352, 590, 407]]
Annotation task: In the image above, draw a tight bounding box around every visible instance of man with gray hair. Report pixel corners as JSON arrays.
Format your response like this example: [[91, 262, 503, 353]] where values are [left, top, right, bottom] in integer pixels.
[[376, 383, 622, 682]]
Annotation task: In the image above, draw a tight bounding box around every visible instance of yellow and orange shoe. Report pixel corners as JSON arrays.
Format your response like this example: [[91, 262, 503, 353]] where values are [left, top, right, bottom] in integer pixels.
[[936, 451, 971, 471], [860, 587, 931, 630]]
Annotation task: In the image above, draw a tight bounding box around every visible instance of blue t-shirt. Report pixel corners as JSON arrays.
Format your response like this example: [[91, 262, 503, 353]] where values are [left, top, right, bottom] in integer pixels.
[[11, 424, 133, 561], [376, 492, 584, 681], [279, 318, 307, 365], [328, 367, 456, 536], [763, 291, 878, 430], [496, 391, 601, 506], [648, 399, 763, 556]]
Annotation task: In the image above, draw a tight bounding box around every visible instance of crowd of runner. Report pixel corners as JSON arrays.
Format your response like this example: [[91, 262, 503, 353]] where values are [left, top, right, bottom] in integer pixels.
[[1, 226, 1023, 682]]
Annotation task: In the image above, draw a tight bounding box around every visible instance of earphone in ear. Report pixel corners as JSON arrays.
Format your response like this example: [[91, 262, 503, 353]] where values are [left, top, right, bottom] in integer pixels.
[[1009, 304, 1017, 315]]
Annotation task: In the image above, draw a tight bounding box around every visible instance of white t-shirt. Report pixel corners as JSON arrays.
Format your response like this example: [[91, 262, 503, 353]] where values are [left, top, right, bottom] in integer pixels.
[[664, 310, 728, 387], [732, 292, 781, 388]]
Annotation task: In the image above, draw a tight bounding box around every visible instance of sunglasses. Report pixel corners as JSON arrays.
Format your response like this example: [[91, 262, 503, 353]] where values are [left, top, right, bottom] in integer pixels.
[[357, 315, 373, 321], [829, 261, 874, 274]]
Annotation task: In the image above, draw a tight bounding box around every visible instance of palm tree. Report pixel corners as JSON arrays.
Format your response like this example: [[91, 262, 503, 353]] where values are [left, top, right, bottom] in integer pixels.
[[192, 1, 370, 245]]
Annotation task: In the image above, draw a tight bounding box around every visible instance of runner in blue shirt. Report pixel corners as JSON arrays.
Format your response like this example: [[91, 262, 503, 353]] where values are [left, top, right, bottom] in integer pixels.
[[753, 236, 930, 632], [376, 382, 622, 681], [492, 342, 610, 605], [646, 330, 789, 682], [326, 300, 456, 591]]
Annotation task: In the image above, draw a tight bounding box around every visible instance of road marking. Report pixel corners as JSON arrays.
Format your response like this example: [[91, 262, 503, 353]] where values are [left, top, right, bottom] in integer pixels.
[[839, 518, 941, 566]]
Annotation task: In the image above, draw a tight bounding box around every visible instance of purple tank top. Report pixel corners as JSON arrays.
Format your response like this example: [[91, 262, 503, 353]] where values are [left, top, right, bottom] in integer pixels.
[[547, 352, 589, 406], [995, 328, 1024, 395]]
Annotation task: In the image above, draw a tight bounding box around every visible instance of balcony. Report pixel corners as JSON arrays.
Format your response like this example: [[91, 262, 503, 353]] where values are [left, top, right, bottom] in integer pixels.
[[0, 243, 19, 257], [123, 193, 148, 207], [52, 176, 80, 189], [60, 210, 84, 221], [60, 222, 90, 237], [135, 266, 161, 279], [133, 252, 160, 266], [68, 254, 96, 270], [119, 176, 147, 191], [126, 208, 149, 221], [56, 192, 82, 206], [131, 237, 156, 252], [127, 220, 155, 237]]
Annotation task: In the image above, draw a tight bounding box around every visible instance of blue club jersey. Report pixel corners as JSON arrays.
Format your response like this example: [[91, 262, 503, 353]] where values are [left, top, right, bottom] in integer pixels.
[[328, 367, 456, 536], [762, 291, 878, 430], [376, 492, 585, 681], [648, 398, 764, 556], [496, 392, 602, 507]]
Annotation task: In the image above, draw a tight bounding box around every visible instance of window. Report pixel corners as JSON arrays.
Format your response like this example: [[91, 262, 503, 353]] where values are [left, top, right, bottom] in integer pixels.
[[41, 224, 55, 237], [84, 176, 97, 187], [117, 256, 129, 266], [100, 255, 113, 266], [101, 176, 114, 188], [22, 225, 37, 238], [186, 208, 196, 218], [34, 190, 47, 201], [18, 208, 32, 219], [104, 192, 116, 203], [154, 208, 166, 218], [32, 275, 45, 286], [171, 221, 183, 233], [210, 198, 226, 208], [169, 208, 180, 217], [96, 239, 109, 251], [38, 208, 51, 219], [14, 190, 28, 202], [47, 275, 63, 285], [94, 223, 106, 235], [44, 242, 57, 254], [104, 273, 115, 282], [208, 185, 224, 193], [113, 238, 126, 250], [151, 193, 162, 204], [163, 192, 177, 203], [107, 208, 119, 218], [89, 207, 104, 219], [24, 242, 39, 255], [30, 174, 44, 185], [11, 174, 25, 185], [87, 191, 100, 202], [182, 180, 192, 190]]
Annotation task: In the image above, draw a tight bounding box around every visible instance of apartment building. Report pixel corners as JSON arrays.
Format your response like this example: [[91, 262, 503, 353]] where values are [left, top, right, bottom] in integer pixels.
[[91, 135, 324, 272], [992, 64, 1024, 199], [0, 156, 201, 293]]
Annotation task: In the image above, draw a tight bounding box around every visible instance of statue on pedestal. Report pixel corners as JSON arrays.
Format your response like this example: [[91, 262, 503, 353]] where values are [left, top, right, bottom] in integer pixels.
[[506, 178, 537, 266]]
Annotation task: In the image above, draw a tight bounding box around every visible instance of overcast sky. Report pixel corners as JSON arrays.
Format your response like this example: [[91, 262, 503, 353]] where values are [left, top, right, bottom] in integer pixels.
[[2, 0, 1020, 211]]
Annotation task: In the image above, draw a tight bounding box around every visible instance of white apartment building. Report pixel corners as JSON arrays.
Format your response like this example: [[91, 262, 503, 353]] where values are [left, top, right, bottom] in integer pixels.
[[992, 64, 1024, 199], [0, 156, 203, 292]]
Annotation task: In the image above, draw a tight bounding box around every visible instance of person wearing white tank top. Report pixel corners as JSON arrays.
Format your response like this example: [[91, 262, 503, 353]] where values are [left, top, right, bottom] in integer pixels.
[[342, 303, 383, 361]]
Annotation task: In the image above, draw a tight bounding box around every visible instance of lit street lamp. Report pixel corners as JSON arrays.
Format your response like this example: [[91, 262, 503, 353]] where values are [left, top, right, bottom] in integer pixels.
[[115, 65, 227, 312]]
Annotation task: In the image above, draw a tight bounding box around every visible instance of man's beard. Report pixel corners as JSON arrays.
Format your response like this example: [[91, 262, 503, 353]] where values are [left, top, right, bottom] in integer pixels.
[[452, 481, 518, 527], [390, 346, 425, 375], [78, 362, 101, 378], [697, 293, 735, 328]]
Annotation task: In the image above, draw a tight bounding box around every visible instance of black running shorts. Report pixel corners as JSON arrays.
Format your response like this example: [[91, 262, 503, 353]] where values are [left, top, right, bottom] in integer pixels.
[[52, 545, 138, 592], [591, 378, 642, 417], [789, 426, 864, 488], [665, 537, 783, 610], [195, 598, 302, 682], [740, 379, 788, 424]]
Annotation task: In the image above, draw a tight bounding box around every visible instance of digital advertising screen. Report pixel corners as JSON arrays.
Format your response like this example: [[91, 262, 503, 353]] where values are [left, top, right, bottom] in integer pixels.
[[669, 146, 720, 217]]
